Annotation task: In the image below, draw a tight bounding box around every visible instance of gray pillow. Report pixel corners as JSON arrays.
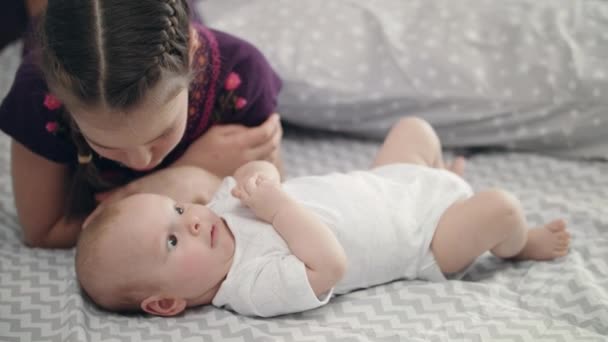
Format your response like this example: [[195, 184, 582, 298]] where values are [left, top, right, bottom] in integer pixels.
[[207, 1, 607, 158]]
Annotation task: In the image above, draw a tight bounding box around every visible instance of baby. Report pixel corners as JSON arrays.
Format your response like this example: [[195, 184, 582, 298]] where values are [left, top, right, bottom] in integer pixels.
[[76, 117, 571, 317]]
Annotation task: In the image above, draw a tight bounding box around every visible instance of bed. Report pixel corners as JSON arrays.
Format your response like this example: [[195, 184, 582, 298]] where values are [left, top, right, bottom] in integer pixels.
[[2, 120, 607, 340], [2, 1, 608, 340]]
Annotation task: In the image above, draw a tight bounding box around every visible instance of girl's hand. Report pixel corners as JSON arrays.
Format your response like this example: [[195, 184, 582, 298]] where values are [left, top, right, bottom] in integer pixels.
[[231, 173, 285, 223], [175, 114, 282, 177]]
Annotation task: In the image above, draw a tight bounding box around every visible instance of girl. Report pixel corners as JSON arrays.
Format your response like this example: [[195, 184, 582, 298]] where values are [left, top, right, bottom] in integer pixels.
[[0, 0, 283, 248]]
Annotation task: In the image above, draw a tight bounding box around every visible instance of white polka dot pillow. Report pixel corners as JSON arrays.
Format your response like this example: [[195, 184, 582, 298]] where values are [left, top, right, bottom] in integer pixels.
[[200, 0, 608, 159]]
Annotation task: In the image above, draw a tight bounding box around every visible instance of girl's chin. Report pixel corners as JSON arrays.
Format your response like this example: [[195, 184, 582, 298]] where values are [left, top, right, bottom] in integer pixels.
[[128, 159, 164, 171]]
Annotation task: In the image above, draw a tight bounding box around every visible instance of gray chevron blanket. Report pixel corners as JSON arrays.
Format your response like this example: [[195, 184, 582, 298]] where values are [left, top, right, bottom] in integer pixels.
[[1, 126, 607, 341]]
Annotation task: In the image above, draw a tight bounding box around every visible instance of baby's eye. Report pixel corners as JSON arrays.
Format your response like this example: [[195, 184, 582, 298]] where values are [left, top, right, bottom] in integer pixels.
[[175, 205, 184, 215], [167, 234, 178, 250]]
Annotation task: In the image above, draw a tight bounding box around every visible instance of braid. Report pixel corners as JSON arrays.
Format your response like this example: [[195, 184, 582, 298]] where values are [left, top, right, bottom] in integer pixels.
[[63, 112, 113, 218], [157, 0, 189, 60]]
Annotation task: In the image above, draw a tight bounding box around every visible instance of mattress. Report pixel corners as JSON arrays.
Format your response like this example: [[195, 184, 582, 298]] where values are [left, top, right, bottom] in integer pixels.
[[1, 126, 607, 341], [1, 31, 607, 342]]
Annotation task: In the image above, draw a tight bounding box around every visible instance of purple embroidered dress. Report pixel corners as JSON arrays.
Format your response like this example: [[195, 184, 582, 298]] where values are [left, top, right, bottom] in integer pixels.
[[0, 23, 282, 187]]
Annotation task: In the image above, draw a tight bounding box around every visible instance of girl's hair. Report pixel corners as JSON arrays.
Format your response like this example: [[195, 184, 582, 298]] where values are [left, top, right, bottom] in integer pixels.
[[39, 0, 192, 218]]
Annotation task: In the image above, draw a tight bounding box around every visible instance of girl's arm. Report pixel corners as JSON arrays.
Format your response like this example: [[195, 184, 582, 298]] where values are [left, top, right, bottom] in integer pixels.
[[11, 140, 81, 248], [233, 176, 347, 297], [13, 139, 222, 248], [171, 114, 284, 178]]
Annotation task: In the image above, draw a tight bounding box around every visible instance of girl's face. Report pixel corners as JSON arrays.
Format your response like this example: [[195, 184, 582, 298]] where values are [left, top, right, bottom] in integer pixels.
[[72, 84, 189, 171]]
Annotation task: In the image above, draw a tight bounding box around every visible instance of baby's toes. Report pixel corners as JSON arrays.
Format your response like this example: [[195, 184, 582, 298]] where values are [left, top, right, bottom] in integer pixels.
[[449, 157, 466, 177], [553, 247, 569, 257], [556, 231, 571, 245], [547, 219, 567, 233]]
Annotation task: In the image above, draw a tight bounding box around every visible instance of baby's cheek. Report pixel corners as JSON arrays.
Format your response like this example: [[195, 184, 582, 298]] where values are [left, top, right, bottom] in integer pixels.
[[183, 258, 200, 274], [178, 252, 205, 278]]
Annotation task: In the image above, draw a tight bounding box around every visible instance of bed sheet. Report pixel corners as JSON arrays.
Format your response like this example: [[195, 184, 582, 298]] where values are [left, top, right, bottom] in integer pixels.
[[1, 126, 607, 341]]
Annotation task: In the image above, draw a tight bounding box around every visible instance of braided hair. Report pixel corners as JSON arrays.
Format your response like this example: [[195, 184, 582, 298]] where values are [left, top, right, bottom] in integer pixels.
[[40, 0, 192, 218]]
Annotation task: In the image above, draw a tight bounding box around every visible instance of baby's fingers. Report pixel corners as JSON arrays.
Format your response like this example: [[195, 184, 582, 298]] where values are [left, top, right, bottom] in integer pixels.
[[244, 174, 261, 193], [255, 174, 270, 186], [231, 186, 244, 199]]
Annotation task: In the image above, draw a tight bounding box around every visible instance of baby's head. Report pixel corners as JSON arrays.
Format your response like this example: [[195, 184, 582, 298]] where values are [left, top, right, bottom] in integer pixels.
[[76, 193, 235, 316]]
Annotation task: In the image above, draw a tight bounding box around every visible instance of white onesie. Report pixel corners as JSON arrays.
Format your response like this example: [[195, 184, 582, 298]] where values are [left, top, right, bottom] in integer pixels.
[[210, 164, 473, 317]]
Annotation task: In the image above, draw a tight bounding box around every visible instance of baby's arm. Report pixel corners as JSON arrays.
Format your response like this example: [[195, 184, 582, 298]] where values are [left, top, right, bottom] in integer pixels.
[[232, 175, 347, 297]]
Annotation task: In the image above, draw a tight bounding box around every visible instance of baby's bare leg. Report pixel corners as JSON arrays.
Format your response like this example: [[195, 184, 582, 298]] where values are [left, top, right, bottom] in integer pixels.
[[431, 189, 570, 274], [372, 117, 464, 175]]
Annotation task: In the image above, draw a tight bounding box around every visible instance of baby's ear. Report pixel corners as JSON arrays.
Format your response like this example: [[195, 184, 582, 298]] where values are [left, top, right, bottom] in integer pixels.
[[141, 296, 187, 317]]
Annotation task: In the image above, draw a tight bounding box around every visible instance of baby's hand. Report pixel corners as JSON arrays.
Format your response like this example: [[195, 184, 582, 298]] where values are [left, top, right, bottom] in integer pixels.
[[231, 174, 285, 223]]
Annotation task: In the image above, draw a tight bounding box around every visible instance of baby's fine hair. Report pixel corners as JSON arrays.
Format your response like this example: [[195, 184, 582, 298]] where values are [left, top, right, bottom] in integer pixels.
[[39, 0, 193, 217], [75, 204, 153, 312]]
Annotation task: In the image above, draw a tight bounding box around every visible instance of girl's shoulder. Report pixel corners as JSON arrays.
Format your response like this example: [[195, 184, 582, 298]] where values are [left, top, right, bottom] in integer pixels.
[[187, 24, 282, 132], [209, 27, 267, 65], [0, 52, 76, 163], [191, 24, 279, 89], [193, 24, 268, 68]]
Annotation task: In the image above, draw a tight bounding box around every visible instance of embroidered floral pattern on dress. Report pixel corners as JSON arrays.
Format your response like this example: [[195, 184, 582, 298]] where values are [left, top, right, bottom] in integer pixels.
[[43, 93, 68, 137], [185, 24, 221, 141], [211, 72, 248, 122], [235, 97, 248, 110], [43, 93, 62, 110], [45, 121, 59, 133], [224, 72, 242, 91]]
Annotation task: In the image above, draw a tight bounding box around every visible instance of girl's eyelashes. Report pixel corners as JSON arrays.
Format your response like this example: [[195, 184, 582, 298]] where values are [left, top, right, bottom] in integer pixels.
[[175, 205, 184, 215], [161, 127, 174, 138], [167, 234, 178, 250], [158, 121, 178, 140]]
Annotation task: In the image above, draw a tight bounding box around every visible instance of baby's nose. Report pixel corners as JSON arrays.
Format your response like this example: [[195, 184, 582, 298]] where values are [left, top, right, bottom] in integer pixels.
[[188, 217, 201, 235]]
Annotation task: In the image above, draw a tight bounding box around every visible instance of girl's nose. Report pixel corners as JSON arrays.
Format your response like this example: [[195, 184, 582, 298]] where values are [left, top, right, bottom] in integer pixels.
[[126, 147, 152, 170]]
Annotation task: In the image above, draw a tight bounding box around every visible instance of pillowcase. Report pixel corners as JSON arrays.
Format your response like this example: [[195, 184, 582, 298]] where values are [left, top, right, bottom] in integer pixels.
[[193, 0, 607, 159]]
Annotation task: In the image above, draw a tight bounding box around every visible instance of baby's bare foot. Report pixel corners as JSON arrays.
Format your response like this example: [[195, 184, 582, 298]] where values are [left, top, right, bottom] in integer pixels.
[[515, 219, 570, 260], [448, 156, 466, 177]]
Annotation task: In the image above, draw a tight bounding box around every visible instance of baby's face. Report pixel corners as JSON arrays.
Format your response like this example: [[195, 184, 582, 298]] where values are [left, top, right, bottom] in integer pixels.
[[103, 193, 235, 303]]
